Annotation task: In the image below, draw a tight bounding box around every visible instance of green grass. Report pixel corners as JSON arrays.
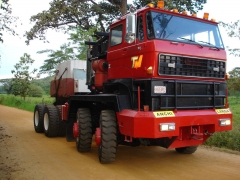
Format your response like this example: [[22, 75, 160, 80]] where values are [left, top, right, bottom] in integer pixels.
[[0, 94, 240, 151], [203, 96, 240, 151], [0, 94, 54, 111]]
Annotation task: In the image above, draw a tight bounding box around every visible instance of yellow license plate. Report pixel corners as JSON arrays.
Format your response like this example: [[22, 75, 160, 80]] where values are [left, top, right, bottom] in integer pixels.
[[153, 111, 175, 118], [215, 109, 231, 114]]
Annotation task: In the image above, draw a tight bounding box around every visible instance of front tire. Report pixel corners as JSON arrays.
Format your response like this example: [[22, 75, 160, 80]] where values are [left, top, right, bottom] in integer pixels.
[[175, 146, 198, 154], [43, 105, 59, 137], [98, 110, 117, 164], [34, 104, 45, 133], [76, 108, 92, 152]]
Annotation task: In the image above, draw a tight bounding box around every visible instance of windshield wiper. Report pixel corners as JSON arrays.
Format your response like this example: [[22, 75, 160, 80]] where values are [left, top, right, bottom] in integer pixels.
[[178, 37, 203, 48], [198, 41, 220, 50]]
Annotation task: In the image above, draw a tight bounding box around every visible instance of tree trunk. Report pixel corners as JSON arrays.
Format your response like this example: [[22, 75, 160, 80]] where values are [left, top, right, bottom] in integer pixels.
[[119, 0, 127, 15]]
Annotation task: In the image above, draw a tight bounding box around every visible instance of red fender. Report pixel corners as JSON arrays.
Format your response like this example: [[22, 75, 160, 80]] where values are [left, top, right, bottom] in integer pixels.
[[73, 122, 79, 138], [95, 128, 101, 146]]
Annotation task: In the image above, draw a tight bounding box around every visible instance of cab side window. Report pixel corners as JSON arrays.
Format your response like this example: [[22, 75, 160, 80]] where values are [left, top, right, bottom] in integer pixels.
[[110, 25, 123, 46], [137, 16, 144, 41]]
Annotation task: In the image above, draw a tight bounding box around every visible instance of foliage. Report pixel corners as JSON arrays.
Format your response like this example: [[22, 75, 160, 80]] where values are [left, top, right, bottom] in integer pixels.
[[133, 0, 207, 13], [0, 0, 19, 42], [37, 26, 98, 75], [221, 20, 240, 57], [25, 0, 207, 44], [28, 84, 44, 97], [11, 53, 38, 100], [0, 78, 13, 94], [37, 43, 76, 75], [204, 96, 240, 151], [0, 94, 54, 111], [227, 67, 240, 94], [32, 76, 54, 95]]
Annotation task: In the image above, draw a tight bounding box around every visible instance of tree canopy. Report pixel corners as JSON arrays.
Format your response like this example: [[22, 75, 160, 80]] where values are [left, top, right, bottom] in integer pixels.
[[0, 0, 18, 42], [221, 20, 240, 57], [25, 0, 207, 44], [11, 53, 38, 100]]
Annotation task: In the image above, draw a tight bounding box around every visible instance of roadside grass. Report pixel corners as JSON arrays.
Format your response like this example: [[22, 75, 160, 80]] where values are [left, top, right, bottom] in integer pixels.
[[0, 94, 239, 151], [204, 96, 240, 151], [0, 94, 54, 111]]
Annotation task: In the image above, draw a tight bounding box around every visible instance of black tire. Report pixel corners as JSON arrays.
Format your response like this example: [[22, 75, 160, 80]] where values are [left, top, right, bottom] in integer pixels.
[[56, 105, 66, 137], [43, 105, 59, 137], [33, 104, 45, 133], [76, 108, 92, 152], [98, 110, 117, 164], [175, 146, 198, 154]]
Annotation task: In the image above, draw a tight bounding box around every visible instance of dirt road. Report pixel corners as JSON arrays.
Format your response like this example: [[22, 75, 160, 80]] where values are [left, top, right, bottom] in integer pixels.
[[0, 105, 240, 180]]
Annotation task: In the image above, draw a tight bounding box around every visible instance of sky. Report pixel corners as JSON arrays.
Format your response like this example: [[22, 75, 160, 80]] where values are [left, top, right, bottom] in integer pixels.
[[0, 0, 239, 79]]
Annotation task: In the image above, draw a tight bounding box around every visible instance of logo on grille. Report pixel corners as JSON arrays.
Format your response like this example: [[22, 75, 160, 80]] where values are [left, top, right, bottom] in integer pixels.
[[213, 67, 219, 72], [168, 63, 175, 68]]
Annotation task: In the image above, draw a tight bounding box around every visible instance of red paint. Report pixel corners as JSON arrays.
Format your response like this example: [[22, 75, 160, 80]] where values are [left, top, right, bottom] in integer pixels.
[[61, 102, 68, 121], [50, 78, 74, 97], [116, 109, 232, 147], [95, 128, 101, 146], [73, 122, 79, 138], [92, 59, 108, 90]]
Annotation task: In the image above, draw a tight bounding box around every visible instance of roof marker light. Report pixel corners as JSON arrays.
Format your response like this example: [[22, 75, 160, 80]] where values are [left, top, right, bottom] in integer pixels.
[[182, 11, 187, 15], [211, 18, 216, 22], [147, 3, 155, 8], [192, 13, 197, 17], [172, 9, 178, 13], [203, 12, 209, 20], [157, 1, 164, 9]]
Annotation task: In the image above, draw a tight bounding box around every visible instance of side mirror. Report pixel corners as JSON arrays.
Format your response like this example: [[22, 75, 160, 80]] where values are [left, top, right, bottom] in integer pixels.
[[125, 14, 136, 44]]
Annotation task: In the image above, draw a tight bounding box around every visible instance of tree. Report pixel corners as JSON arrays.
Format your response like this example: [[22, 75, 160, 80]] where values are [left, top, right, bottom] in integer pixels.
[[133, 0, 206, 13], [227, 67, 240, 94], [25, 0, 207, 44], [37, 43, 76, 75], [221, 20, 240, 57], [11, 53, 38, 100], [37, 26, 98, 75], [28, 84, 44, 97], [0, 0, 19, 42]]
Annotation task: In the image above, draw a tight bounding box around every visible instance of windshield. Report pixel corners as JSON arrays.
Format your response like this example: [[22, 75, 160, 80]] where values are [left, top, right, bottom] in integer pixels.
[[146, 11, 224, 49]]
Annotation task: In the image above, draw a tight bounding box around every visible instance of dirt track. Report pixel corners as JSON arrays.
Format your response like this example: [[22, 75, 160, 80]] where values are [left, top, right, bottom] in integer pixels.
[[0, 105, 240, 180]]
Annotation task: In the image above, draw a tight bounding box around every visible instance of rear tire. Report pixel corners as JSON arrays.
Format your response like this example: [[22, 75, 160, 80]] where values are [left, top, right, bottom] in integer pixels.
[[175, 146, 198, 154], [98, 110, 117, 164], [34, 104, 45, 133], [43, 105, 59, 137], [56, 105, 66, 137], [76, 108, 92, 152]]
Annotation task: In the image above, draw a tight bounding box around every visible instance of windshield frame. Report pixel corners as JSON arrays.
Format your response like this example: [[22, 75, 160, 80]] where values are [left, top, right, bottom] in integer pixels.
[[146, 10, 224, 49]]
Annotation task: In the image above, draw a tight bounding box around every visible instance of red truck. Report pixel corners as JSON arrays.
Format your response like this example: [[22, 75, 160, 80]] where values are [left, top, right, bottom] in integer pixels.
[[34, 1, 232, 164]]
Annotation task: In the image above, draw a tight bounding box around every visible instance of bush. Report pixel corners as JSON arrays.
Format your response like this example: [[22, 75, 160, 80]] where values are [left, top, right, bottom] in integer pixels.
[[29, 84, 44, 97]]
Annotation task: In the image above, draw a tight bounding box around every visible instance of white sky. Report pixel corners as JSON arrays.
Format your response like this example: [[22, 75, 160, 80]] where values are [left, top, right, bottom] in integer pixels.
[[0, 0, 239, 79]]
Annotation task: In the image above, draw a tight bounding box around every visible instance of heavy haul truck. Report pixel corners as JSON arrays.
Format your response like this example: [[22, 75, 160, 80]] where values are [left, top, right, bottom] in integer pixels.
[[34, 1, 232, 164]]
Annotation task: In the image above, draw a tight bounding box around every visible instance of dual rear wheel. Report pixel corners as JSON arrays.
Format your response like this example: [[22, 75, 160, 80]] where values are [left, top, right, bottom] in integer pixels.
[[33, 104, 66, 137]]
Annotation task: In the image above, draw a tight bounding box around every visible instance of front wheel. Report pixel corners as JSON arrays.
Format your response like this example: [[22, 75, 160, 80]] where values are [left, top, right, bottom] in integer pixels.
[[175, 146, 198, 154], [98, 110, 117, 164]]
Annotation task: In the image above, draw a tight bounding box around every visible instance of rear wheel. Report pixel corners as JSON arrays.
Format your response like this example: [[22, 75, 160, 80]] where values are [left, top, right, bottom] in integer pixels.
[[56, 105, 66, 137], [98, 110, 117, 164], [175, 146, 198, 154], [76, 108, 92, 152], [43, 105, 59, 137], [34, 104, 45, 133]]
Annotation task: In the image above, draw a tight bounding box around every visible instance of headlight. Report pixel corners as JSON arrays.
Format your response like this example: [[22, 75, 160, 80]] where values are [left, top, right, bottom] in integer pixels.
[[160, 123, 175, 131], [219, 119, 231, 126]]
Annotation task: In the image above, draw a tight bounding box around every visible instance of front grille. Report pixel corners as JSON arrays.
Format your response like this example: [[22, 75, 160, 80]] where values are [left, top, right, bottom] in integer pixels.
[[159, 54, 225, 78]]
